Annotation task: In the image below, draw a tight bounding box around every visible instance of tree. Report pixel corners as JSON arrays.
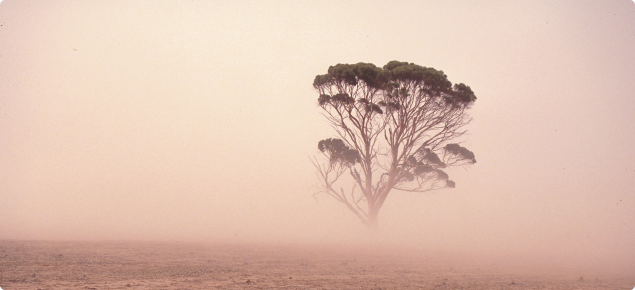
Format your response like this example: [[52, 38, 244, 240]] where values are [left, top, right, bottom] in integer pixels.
[[311, 61, 477, 229]]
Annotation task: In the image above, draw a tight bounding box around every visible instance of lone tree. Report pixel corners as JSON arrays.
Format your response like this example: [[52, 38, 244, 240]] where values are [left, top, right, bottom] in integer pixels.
[[312, 61, 477, 229]]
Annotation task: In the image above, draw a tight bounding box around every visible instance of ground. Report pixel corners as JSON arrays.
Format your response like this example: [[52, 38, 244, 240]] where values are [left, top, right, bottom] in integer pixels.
[[0, 240, 632, 289]]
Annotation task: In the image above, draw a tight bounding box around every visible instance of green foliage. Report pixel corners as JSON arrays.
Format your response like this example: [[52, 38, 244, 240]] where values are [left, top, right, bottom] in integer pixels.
[[330, 93, 355, 104], [357, 98, 383, 114], [324, 62, 386, 88], [420, 149, 445, 167], [318, 94, 331, 106], [403, 150, 450, 187], [383, 61, 452, 94], [382, 60, 410, 71], [318, 138, 361, 167], [450, 83, 477, 104], [368, 103, 383, 114], [413, 164, 434, 175], [313, 74, 333, 88], [315, 60, 476, 108], [444, 143, 476, 163], [351, 63, 386, 88]]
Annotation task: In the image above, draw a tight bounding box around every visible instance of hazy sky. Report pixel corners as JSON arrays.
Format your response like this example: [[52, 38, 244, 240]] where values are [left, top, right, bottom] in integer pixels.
[[1, 0, 634, 270]]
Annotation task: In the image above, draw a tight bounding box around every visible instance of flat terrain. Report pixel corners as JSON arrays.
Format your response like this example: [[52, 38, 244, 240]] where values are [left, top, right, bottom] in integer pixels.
[[0, 240, 632, 289]]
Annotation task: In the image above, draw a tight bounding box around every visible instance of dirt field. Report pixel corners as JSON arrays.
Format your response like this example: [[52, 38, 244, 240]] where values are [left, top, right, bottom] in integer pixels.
[[0, 240, 632, 289]]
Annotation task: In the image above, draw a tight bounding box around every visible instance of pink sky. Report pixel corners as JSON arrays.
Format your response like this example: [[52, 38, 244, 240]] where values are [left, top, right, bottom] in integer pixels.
[[1, 0, 634, 273]]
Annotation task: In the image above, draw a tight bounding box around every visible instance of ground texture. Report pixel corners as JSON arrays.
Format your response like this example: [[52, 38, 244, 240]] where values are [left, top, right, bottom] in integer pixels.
[[0, 240, 632, 289]]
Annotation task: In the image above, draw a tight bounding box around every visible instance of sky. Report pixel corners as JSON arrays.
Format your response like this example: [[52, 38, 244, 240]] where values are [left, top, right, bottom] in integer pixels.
[[1, 0, 634, 273]]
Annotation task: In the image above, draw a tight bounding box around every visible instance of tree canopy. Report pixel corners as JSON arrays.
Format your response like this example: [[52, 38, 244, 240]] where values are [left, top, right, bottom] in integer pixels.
[[312, 61, 476, 228]]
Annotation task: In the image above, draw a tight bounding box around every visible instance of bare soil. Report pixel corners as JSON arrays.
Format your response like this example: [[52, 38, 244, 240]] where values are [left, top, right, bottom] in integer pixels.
[[0, 240, 632, 289]]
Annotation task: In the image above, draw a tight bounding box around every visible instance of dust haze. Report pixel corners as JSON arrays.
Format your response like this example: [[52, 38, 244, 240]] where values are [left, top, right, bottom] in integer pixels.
[[1, 0, 634, 279]]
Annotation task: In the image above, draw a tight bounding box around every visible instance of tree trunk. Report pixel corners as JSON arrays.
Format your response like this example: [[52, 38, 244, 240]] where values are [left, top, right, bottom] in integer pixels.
[[366, 205, 380, 230]]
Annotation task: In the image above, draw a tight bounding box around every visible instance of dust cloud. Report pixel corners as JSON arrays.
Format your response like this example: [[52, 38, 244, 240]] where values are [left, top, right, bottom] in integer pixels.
[[1, 0, 634, 281]]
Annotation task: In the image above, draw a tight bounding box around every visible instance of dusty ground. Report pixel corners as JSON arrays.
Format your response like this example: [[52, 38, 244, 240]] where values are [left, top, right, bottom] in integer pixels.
[[0, 240, 632, 289]]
